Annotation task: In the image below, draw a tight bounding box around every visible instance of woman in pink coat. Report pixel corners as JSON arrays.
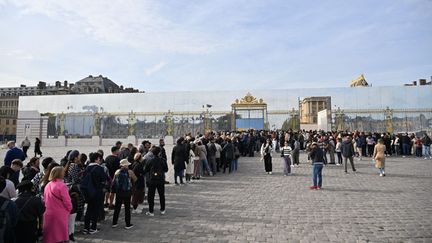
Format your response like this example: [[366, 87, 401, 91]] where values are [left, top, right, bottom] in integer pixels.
[[43, 166, 72, 243]]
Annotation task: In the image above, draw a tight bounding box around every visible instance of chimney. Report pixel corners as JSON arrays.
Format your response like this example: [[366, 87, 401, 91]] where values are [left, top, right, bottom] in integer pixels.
[[20, 84, 26, 88], [419, 79, 426, 85], [64, 80, 68, 88], [413, 81, 417, 86], [55, 81, 61, 88]]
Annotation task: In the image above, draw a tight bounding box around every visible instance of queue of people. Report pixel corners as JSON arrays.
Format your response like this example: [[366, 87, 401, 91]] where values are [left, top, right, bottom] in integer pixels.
[[0, 129, 430, 242]]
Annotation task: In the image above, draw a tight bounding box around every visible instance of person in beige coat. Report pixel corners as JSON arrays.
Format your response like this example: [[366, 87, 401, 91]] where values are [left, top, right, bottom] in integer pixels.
[[373, 139, 386, 176]]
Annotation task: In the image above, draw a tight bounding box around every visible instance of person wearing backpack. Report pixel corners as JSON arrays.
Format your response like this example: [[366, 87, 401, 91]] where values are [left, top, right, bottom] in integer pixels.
[[112, 159, 137, 229], [144, 146, 168, 216], [0, 176, 18, 243], [14, 180, 45, 243], [82, 152, 108, 235]]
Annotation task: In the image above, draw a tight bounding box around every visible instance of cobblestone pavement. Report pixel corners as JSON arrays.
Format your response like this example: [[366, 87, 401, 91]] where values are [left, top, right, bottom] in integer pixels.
[[1, 146, 432, 242]]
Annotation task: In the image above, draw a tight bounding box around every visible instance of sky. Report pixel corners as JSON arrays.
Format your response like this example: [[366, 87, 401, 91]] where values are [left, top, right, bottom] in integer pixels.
[[0, 0, 431, 92]]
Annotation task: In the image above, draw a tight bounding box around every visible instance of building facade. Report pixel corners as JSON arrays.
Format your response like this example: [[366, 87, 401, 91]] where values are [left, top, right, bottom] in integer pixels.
[[15, 85, 432, 146], [0, 75, 139, 141]]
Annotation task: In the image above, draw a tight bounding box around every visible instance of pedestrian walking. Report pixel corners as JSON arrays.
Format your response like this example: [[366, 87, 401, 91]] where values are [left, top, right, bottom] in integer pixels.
[[341, 136, 357, 173], [34, 138, 42, 157], [280, 141, 292, 176], [21, 136, 31, 158], [373, 139, 386, 177]]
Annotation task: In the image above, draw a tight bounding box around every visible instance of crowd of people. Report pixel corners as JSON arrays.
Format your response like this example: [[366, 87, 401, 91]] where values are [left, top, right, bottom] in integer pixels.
[[0, 129, 430, 242]]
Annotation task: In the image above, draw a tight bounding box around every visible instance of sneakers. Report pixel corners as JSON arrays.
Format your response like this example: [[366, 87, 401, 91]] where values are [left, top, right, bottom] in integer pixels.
[[125, 224, 134, 230], [112, 224, 118, 228], [379, 173, 383, 177], [89, 229, 99, 234], [132, 209, 142, 214], [145, 212, 154, 217], [69, 234, 76, 242], [309, 186, 317, 190], [269, 172, 272, 175], [161, 210, 166, 215], [316, 186, 322, 190]]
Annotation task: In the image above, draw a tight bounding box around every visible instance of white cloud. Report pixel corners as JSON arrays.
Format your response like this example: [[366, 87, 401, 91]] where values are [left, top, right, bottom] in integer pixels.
[[0, 49, 34, 60], [144, 61, 167, 76], [5, 0, 219, 54]]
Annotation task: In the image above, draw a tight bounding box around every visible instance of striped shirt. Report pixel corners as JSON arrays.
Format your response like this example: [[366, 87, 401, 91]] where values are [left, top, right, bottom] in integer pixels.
[[281, 146, 292, 157]]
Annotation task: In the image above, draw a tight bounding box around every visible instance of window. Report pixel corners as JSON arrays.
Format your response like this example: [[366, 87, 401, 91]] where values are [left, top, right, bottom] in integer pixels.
[[6, 119, 9, 125], [13, 119, 16, 125]]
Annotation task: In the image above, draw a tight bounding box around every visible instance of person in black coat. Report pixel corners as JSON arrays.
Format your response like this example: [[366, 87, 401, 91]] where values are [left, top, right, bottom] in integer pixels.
[[341, 136, 356, 173], [171, 137, 187, 185], [14, 180, 45, 243], [34, 138, 42, 157], [144, 146, 168, 216], [82, 152, 108, 234]]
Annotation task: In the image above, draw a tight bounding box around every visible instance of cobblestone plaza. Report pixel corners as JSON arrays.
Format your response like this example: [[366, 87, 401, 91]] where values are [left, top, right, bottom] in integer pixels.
[[2, 146, 431, 242]]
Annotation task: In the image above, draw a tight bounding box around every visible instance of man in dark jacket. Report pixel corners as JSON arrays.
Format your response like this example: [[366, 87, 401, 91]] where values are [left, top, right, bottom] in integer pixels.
[[14, 180, 45, 243], [171, 138, 187, 185], [144, 146, 168, 216], [341, 136, 357, 173], [309, 142, 324, 190], [83, 152, 108, 234], [3, 141, 25, 167]]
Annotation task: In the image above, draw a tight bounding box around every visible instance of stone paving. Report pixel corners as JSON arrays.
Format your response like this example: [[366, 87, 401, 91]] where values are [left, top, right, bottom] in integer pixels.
[[1, 146, 432, 242]]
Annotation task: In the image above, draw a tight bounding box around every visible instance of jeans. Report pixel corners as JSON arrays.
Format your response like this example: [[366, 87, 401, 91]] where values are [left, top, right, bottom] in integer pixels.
[[312, 164, 323, 187], [113, 193, 131, 226], [84, 195, 103, 230], [201, 158, 212, 176], [174, 169, 184, 184], [424, 145, 431, 158], [378, 168, 385, 174], [68, 213, 77, 235], [231, 158, 238, 172], [292, 149, 300, 165], [147, 182, 165, 213], [336, 152, 342, 164], [402, 143, 410, 155], [283, 156, 291, 175]]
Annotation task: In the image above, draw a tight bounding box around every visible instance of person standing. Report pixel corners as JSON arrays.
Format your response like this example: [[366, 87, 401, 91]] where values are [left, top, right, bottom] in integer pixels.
[[43, 166, 72, 243], [261, 139, 273, 174], [3, 141, 25, 167], [144, 146, 168, 216], [222, 138, 234, 173], [21, 136, 31, 158], [171, 137, 187, 185], [373, 139, 387, 177], [34, 138, 42, 158], [112, 159, 137, 229], [292, 139, 300, 166], [280, 141, 292, 176], [186, 143, 196, 183], [105, 146, 120, 210], [309, 142, 324, 190], [14, 180, 45, 243], [422, 134, 431, 159], [342, 136, 357, 173], [335, 138, 343, 165], [82, 152, 108, 234]]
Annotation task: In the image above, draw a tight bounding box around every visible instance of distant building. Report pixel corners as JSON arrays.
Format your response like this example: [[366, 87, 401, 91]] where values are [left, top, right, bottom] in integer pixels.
[[350, 74, 369, 87], [0, 75, 140, 140], [404, 77, 432, 86], [71, 75, 139, 94], [300, 96, 331, 124]]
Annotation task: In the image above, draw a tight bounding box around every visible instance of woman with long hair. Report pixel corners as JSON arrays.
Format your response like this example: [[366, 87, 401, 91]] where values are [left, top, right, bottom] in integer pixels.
[[373, 139, 387, 177], [43, 166, 72, 243], [261, 138, 273, 174]]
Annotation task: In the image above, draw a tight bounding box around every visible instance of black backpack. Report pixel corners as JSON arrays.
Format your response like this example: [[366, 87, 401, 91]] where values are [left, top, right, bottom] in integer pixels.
[[149, 160, 164, 181]]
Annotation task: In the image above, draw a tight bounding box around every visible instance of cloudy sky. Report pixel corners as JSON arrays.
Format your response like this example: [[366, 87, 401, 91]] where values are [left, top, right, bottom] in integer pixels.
[[0, 0, 431, 91]]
